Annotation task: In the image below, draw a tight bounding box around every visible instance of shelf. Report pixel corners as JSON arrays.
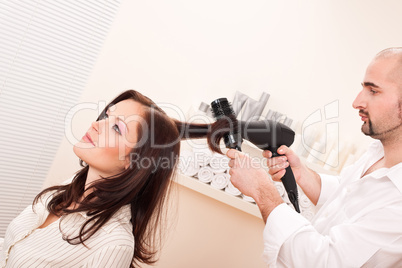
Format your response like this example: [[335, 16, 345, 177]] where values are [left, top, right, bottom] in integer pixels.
[[174, 140, 340, 220], [174, 173, 262, 218]]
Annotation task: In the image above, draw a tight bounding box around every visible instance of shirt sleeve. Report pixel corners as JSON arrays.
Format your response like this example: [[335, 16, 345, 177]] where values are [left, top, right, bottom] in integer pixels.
[[316, 173, 340, 207], [263, 200, 402, 267], [262, 204, 311, 265], [0, 237, 4, 252], [83, 245, 134, 268]]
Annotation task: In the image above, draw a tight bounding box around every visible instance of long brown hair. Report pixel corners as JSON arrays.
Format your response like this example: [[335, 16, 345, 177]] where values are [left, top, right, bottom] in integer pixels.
[[33, 90, 229, 267]]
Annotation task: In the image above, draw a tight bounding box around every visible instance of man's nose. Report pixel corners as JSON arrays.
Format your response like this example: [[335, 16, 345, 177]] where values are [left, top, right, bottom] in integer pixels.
[[352, 90, 366, 110]]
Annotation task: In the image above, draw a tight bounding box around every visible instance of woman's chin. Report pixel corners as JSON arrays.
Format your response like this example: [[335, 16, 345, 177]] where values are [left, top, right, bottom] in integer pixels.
[[73, 142, 90, 160]]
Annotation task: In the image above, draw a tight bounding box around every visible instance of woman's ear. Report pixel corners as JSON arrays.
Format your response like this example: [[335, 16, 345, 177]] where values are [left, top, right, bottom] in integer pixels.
[[124, 156, 131, 170]]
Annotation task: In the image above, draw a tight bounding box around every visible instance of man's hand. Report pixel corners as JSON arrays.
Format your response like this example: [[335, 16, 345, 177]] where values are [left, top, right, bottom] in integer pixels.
[[263, 145, 322, 205], [263, 145, 303, 183], [226, 149, 284, 222]]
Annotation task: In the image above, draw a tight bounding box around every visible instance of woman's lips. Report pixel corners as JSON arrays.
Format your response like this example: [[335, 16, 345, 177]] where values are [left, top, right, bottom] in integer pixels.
[[83, 132, 95, 146]]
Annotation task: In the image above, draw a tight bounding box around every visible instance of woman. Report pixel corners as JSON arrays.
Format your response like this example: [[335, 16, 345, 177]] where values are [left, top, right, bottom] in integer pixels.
[[0, 90, 228, 268]]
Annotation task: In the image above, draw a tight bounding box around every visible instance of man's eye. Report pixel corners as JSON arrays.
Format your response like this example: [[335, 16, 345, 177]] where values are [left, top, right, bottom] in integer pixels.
[[113, 124, 121, 135], [370, 89, 378, 94]]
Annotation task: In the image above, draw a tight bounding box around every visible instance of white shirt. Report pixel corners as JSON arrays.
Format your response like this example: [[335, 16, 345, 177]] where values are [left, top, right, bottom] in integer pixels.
[[263, 141, 402, 267], [0, 189, 134, 267]]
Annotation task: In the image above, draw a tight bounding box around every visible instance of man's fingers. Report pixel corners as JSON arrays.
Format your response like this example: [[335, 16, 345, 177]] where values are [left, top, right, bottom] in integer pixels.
[[227, 149, 248, 172], [277, 145, 289, 155], [268, 162, 289, 180], [268, 161, 289, 173], [228, 159, 234, 168], [226, 149, 236, 159], [267, 156, 288, 168], [226, 148, 243, 159], [262, 150, 272, 158], [270, 169, 286, 181]]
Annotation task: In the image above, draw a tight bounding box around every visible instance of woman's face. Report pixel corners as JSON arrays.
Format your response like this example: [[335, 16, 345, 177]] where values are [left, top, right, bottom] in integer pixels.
[[73, 99, 144, 176]]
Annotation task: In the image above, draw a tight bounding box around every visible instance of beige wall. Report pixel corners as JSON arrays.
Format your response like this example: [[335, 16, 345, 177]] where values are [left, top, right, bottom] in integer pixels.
[[45, 0, 402, 267], [143, 184, 266, 268]]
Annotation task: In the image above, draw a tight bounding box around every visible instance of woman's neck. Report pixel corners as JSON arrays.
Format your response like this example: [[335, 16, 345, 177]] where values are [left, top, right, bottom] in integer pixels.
[[82, 167, 109, 198], [85, 167, 102, 190]]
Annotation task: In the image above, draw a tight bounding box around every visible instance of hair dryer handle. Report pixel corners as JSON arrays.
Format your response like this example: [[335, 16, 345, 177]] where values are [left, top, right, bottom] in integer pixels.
[[281, 166, 300, 213], [271, 149, 300, 213]]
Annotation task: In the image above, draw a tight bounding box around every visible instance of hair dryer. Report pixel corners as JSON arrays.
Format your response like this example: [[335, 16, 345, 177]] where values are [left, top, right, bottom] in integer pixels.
[[210, 98, 300, 213]]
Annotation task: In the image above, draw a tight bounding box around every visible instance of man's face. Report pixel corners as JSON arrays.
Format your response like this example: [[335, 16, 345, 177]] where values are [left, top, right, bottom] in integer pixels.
[[352, 56, 402, 140]]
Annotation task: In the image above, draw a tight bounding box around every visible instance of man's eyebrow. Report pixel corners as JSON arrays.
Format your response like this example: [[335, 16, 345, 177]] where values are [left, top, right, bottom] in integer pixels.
[[106, 107, 129, 133], [361, 82, 380, 88]]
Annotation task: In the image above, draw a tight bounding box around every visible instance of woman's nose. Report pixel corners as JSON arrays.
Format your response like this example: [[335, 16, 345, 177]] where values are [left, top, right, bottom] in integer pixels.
[[91, 121, 100, 133]]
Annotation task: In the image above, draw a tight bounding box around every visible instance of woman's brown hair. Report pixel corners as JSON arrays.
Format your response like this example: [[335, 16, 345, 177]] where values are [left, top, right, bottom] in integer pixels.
[[33, 90, 230, 267]]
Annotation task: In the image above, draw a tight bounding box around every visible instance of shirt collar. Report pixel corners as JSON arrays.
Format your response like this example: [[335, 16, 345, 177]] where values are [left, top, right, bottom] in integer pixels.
[[77, 204, 132, 233], [36, 189, 132, 233], [386, 163, 402, 193], [366, 140, 402, 193]]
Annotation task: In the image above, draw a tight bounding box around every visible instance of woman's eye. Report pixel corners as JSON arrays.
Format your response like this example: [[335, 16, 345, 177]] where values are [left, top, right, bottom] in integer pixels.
[[101, 111, 122, 135], [112, 124, 121, 135]]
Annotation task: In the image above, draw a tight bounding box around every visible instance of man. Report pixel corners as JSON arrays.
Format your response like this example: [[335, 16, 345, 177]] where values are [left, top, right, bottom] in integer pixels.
[[226, 48, 402, 267]]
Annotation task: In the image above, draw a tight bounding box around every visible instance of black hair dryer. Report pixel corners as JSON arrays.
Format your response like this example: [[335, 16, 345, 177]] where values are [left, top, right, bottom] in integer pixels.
[[239, 120, 300, 213], [210, 98, 300, 213]]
